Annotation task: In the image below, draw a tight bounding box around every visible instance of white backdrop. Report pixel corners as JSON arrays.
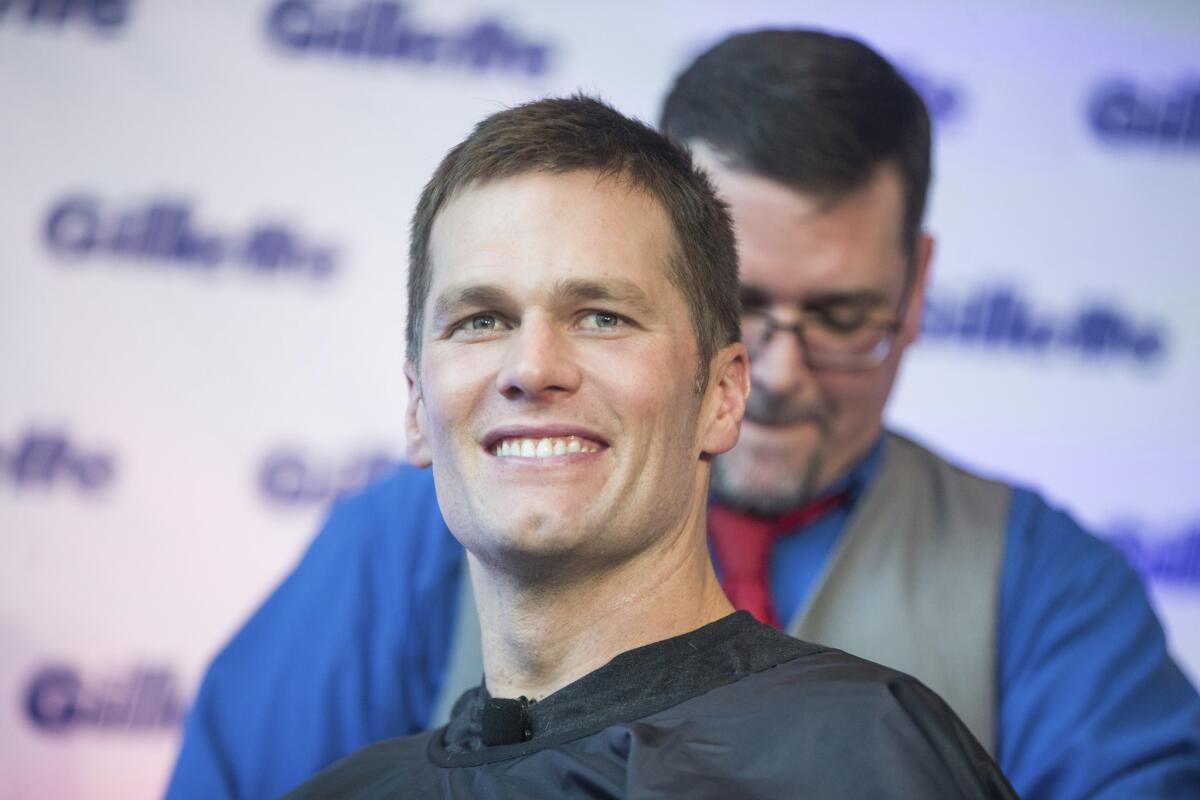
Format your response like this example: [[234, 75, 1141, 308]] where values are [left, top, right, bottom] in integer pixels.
[[2, 1, 1198, 797]]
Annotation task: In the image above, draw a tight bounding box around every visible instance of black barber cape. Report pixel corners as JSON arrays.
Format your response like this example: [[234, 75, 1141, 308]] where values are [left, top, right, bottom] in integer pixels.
[[285, 612, 1016, 799]]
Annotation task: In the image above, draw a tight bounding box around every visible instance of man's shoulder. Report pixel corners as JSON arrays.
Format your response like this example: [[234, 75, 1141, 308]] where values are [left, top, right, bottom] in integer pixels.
[[758, 638, 955, 709], [333, 462, 440, 520], [681, 621, 964, 729], [880, 429, 1133, 578], [883, 429, 1014, 495], [881, 428, 1118, 550], [311, 463, 446, 550], [292, 461, 460, 608], [722, 629, 989, 752], [283, 731, 437, 799], [650, 641, 1013, 797]]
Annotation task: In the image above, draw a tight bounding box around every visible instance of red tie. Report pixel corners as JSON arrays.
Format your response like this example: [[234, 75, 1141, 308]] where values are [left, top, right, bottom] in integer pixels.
[[708, 490, 850, 628]]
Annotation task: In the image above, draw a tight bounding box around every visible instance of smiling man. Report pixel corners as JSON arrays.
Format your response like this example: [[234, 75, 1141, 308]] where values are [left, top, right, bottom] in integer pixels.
[[168, 29, 1200, 800], [283, 95, 1013, 798]]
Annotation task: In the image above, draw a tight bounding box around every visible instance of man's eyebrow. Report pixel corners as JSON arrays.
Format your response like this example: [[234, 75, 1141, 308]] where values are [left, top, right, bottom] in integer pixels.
[[432, 277, 657, 322], [551, 277, 655, 313], [740, 284, 772, 308], [432, 284, 513, 320], [803, 289, 888, 307], [739, 284, 888, 308]]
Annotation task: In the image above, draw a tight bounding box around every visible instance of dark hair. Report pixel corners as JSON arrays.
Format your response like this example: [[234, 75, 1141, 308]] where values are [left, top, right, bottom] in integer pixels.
[[407, 95, 740, 388], [660, 29, 931, 265]]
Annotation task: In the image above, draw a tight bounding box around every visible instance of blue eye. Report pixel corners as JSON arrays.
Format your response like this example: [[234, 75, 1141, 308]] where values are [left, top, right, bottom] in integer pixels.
[[449, 313, 508, 338], [582, 311, 622, 329], [467, 314, 498, 330]]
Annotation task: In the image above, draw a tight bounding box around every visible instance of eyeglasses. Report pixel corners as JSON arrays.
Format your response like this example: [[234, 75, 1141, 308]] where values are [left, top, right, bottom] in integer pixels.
[[740, 289, 911, 372]]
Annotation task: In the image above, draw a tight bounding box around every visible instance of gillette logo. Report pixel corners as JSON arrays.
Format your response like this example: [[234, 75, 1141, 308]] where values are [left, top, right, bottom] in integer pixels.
[[44, 195, 339, 280], [1, 430, 115, 491], [259, 447, 400, 505], [922, 286, 1166, 364], [1107, 519, 1200, 588], [897, 63, 964, 124], [0, 0, 129, 32], [266, 1, 553, 76], [25, 664, 184, 733], [1089, 77, 1200, 148]]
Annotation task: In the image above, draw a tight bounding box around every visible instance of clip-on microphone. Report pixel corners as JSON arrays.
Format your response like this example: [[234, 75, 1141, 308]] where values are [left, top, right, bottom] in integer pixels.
[[481, 695, 534, 746]]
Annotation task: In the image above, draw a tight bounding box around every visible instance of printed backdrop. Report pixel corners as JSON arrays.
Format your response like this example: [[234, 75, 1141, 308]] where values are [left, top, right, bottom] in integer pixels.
[[2, 1, 1198, 797]]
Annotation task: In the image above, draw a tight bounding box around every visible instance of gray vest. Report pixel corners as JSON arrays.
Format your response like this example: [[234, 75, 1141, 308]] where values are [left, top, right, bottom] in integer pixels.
[[789, 431, 1008, 755], [430, 431, 1008, 754]]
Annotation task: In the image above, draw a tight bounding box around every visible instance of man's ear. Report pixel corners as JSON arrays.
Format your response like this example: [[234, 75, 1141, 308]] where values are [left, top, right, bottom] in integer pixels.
[[902, 232, 934, 346], [699, 342, 750, 457], [404, 361, 433, 468]]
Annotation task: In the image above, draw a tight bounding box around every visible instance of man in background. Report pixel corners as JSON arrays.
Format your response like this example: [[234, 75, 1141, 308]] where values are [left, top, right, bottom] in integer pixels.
[[167, 29, 1200, 800]]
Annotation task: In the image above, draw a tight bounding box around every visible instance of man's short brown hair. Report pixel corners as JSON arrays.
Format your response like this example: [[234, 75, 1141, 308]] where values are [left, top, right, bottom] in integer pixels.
[[407, 95, 740, 388]]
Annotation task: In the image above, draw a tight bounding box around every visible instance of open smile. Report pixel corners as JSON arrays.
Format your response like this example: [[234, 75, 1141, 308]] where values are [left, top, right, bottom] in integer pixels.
[[483, 427, 609, 461]]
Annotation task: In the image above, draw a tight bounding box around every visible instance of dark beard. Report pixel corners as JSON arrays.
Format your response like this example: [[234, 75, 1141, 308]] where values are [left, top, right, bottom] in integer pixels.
[[710, 434, 827, 516]]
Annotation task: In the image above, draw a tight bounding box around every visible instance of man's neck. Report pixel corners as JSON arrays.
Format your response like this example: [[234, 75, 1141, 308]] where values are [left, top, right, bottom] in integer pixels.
[[469, 502, 734, 701]]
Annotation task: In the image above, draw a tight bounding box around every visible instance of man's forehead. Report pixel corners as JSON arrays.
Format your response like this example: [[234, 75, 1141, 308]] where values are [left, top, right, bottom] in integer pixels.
[[430, 170, 670, 246], [434, 168, 659, 226], [424, 170, 682, 311], [685, 154, 909, 302]]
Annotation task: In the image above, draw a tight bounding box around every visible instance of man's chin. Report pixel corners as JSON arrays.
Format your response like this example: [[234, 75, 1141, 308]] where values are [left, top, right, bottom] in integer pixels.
[[464, 507, 593, 561], [711, 421, 826, 514], [740, 416, 825, 447]]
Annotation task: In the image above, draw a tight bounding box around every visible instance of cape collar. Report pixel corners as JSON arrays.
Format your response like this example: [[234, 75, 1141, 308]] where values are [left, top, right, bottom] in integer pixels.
[[428, 611, 821, 768]]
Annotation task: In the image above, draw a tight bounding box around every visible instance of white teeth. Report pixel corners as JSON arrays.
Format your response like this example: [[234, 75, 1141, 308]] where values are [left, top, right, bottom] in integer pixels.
[[492, 436, 600, 458]]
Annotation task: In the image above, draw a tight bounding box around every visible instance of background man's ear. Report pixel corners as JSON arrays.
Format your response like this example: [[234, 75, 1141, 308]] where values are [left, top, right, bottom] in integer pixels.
[[404, 362, 433, 468], [699, 342, 750, 457]]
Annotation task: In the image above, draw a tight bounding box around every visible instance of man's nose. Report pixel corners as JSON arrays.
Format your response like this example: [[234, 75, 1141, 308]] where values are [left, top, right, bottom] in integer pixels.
[[749, 326, 814, 398], [495, 315, 581, 400]]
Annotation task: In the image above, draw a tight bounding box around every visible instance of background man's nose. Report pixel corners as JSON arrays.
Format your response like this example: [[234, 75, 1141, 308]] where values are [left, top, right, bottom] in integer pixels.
[[750, 328, 814, 398]]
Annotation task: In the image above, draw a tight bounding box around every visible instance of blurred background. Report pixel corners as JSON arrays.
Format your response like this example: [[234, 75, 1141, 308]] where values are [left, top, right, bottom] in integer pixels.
[[1, 0, 1198, 796]]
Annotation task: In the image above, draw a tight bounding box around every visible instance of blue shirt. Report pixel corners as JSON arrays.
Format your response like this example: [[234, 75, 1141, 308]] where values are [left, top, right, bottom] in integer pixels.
[[166, 446, 1200, 800]]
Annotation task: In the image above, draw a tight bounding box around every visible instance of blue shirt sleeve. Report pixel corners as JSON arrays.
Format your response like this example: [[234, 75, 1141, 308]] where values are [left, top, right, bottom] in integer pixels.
[[164, 466, 464, 800], [997, 488, 1200, 799]]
